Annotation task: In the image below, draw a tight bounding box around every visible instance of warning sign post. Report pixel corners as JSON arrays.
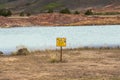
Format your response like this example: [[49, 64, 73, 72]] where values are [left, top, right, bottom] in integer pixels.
[[56, 38, 66, 62]]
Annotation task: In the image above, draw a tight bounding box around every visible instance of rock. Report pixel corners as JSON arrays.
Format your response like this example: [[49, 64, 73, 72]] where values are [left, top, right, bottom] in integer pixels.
[[0, 51, 4, 55], [16, 48, 30, 55]]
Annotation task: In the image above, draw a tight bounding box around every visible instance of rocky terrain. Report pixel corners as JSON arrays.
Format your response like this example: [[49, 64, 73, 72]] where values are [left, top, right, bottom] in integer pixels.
[[0, 13, 120, 28]]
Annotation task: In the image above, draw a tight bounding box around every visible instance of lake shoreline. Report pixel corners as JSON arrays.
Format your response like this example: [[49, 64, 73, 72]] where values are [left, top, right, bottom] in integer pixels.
[[0, 13, 120, 28], [0, 26, 120, 54], [0, 45, 120, 57]]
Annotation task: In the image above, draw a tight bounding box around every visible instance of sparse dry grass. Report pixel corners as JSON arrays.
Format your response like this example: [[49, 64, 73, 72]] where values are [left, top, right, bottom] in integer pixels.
[[0, 49, 120, 80]]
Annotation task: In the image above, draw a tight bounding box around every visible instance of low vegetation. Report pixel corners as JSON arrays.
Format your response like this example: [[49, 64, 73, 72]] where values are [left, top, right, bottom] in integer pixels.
[[84, 9, 120, 16], [49, 54, 59, 63], [74, 11, 80, 14], [19, 12, 25, 16], [0, 4, 6, 9], [84, 9, 93, 15], [60, 8, 71, 14], [8, 45, 120, 57], [19, 12, 31, 16], [47, 9, 54, 13], [26, 12, 31, 16], [43, 2, 62, 10], [0, 0, 120, 14], [0, 8, 12, 17], [93, 12, 120, 15], [45, 8, 80, 14], [0, 48, 120, 80]]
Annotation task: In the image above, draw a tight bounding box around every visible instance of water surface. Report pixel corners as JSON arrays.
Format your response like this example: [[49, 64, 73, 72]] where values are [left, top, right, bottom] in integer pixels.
[[0, 25, 120, 54]]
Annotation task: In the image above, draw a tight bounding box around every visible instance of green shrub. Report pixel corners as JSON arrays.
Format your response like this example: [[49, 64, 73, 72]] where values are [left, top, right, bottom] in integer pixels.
[[26, 12, 31, 16], [20, 12, 31, 16], [74, 11, 80, 14], [60, 8, 71, 14], [43, 2, 62, 10], [47, 9, 54, 13], [85, 9, 93, 15], [7, 10, 12, 16], [20, 12, 25, 16], [0, 9, 12, 17], [94, 12, 120, 15]]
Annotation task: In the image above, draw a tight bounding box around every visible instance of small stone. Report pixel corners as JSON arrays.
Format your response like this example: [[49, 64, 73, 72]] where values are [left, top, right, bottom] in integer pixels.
[[0, 51, 4, 55]]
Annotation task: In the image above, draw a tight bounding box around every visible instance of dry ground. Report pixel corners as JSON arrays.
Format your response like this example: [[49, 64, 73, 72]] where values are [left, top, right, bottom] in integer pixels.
[[0, 13, 120, 27], [0, 49, 120, 80]]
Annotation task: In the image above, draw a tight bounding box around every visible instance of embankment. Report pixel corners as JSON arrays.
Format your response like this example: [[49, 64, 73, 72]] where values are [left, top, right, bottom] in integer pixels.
[[0, 13, 120, 28]]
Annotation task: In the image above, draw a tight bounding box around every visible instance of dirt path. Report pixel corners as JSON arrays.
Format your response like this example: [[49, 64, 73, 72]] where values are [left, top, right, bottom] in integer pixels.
[[0, 49, 120, 80]]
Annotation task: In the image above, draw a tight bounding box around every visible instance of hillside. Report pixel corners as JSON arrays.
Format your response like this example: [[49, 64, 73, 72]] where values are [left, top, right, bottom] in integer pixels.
[[0, 0, 120, 14]]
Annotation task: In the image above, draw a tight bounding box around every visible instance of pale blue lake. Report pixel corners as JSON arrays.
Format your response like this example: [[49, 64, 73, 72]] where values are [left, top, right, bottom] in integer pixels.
[[0, 25, 120, 54]]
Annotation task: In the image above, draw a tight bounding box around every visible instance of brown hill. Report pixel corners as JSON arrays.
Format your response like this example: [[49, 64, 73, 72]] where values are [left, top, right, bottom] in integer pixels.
[[0, 0, 120, 13]]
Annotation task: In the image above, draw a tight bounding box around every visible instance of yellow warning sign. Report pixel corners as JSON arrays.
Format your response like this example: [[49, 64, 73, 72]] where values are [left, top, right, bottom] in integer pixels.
[[56, 38, 66, 47]]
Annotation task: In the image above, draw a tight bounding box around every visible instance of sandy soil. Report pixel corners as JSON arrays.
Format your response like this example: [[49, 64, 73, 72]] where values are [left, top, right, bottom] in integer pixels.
[[0, 49, 120, 80], [0, 13, 120, 28]]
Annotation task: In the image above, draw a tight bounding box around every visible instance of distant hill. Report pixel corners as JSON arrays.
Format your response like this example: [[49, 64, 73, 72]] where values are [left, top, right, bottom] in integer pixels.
[[0, 0, 120, 14]]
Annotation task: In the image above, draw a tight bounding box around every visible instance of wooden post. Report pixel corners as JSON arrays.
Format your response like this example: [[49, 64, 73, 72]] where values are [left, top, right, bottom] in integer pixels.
[[60, 46, 62, 62]]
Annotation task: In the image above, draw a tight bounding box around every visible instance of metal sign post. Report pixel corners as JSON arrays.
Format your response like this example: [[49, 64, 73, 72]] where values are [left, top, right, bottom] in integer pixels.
[[56, 38, 66, 62], [60, 46, 63, 62]]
